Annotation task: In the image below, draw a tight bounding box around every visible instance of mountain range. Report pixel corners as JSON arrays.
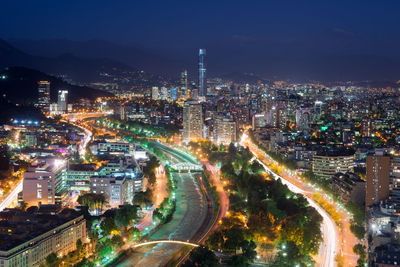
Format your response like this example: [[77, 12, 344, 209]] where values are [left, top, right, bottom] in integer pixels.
[[3, 37, 400, 82], [0, 39, 136, 82], [7, 39, 186, 79], [0, 66, 112, 105]]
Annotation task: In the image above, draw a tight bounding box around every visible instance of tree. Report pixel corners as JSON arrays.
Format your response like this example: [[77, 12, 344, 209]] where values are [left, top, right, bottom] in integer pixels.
[[350, 223, 366, 240], [126, 227, 140, 241], [206, 230, 224, 250], [250, 161, 264, 173], [142, 156, 160, 186], [229, 254, 249, 267], [111, 235, 124, 248], [77, 193, 107, 215], [100, 217, 117, 236], [241, 240, 257, 262], [114, 205, 137, 230], [223, 228, 245, 254], [45, 253, 60, 267], [76, 239, 84, 258], [182, 246, 218, 267], [133, 190, 152, 207]]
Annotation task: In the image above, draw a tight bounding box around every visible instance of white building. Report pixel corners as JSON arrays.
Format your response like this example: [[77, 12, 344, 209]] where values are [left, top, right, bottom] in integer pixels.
[[152, 86, 159, 100], [214, 116, 237, 145], [183, 101, 203, 143]]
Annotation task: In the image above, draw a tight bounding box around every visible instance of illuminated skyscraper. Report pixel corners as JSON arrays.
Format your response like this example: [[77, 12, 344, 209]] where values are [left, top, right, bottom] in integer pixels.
[[58, 90, 68, 113], [37, 81, 51, 111], [183, 101, 203, 143], [180, 70, 188, 99], [170, 87, 177, 101], [214, 116, 237, 145], [198, 49, 206, 97], [152, 86, 159, 100]]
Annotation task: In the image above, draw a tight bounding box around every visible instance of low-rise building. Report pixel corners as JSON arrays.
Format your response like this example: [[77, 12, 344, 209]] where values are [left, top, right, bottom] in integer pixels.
[[0, 207, 86, 267], [97, 142, 133, 156], [373, 243, 400, 267], [312, 149, 354, 179], [331, 172, 365, 205], [22, 157, 67, 206]]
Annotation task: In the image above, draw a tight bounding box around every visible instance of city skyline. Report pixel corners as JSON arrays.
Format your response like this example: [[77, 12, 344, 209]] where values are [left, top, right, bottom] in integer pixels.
[[0, 2, 399, 267]]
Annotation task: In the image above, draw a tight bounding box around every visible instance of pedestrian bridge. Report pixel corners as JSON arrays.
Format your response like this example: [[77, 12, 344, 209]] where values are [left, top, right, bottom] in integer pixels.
[[170, 162, 203, 172], [131, 239, 199, 249]]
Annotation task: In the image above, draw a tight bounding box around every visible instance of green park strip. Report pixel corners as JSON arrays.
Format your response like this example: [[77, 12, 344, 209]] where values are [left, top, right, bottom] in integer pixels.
[[248, 130, 367, 266], [182, 140, 323, 266]]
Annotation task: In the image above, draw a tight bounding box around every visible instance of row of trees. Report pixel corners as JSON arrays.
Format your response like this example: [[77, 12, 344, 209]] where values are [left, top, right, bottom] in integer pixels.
[[97, 117, 179, 139], [204, 145, 323, 266], [250, 130, 367, 266], [77, 193, 107, 215]]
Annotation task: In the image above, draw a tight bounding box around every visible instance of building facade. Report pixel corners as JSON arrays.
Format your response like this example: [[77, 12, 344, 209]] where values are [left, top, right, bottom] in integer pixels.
[[312, 150, 354, 180], [0, 209, 86, 267], [57, 90, 68, 113], [214, 116, 237, 145], [36, 81, 50, 112], [183, 101, 203, 143], [198, 49, 206, 97]]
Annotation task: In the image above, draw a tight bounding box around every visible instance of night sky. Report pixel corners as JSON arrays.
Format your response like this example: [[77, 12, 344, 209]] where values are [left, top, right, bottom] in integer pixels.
[[2, 0, 400, 80]]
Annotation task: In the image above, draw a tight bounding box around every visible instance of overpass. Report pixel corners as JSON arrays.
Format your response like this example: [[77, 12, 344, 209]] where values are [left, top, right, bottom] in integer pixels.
[[170, 162, 203, 172], [62, 111, 112, 122], [131, 239, 199, 249]]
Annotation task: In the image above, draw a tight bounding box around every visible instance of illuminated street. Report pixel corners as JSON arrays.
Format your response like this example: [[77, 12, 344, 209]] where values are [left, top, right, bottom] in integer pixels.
[[0, 179, 23, 211], [241, 132, 359, 267], [112, 145, 211, 267], [3, 2, 399, 265]]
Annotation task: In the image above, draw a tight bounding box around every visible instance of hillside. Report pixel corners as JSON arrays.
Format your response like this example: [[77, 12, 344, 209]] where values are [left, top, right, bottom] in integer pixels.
[[9, 38, 186, 77], [0, 66, 113, 105], [0, 39, 134, 82]]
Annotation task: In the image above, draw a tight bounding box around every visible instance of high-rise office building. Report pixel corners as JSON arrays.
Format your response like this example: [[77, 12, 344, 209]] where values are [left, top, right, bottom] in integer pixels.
[[183, 101, 203, 143], [37, 81, 51, 111], [198, 49, 206, 97], [296, 108, 311, 131], [160, 87, 169, 100], [366, 152, 390, 208], [214, 116, 237, 145], [170, 87, 177, 101], [58, 90, 68, 113], [180, 70, 188, 99], [152, 86, 159, 100], [366, 151, 400, 214]]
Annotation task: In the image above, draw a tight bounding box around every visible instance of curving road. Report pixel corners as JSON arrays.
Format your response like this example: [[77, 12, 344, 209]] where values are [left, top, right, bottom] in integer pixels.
[[111, 143, 210, 267], [241, 133, 340, 267], [0, 179, 23, 211]]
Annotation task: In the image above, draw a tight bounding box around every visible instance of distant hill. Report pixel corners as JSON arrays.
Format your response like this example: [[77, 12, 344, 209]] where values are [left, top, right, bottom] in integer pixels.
[[0, 97, 45, 124], [8, 38, 186, 78], [0, 66, 113, 105], [0, 39, 134, 82], [220, 72, 267, 84]]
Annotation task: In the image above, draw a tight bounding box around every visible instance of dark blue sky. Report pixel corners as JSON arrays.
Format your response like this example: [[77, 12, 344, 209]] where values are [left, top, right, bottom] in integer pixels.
[[2, 1, 399, 50], [2, 0, 400, 80]]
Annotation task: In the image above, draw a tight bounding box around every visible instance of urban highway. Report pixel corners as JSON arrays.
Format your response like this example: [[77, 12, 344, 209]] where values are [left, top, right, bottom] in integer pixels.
[[241, 132, 358, 267], [111, 143, 213, 267]]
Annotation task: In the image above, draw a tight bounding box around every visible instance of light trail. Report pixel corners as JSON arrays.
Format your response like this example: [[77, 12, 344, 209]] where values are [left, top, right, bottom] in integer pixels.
[[62, 120, 93, 158], [131, 240, 199, 249], [242, 133, 337, 267], [0, 179, 23, 211], [256, 158, 337, 267]]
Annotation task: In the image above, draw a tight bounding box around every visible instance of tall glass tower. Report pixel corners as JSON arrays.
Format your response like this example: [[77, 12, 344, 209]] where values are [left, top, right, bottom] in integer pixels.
[[198, 49, 206, 97]]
